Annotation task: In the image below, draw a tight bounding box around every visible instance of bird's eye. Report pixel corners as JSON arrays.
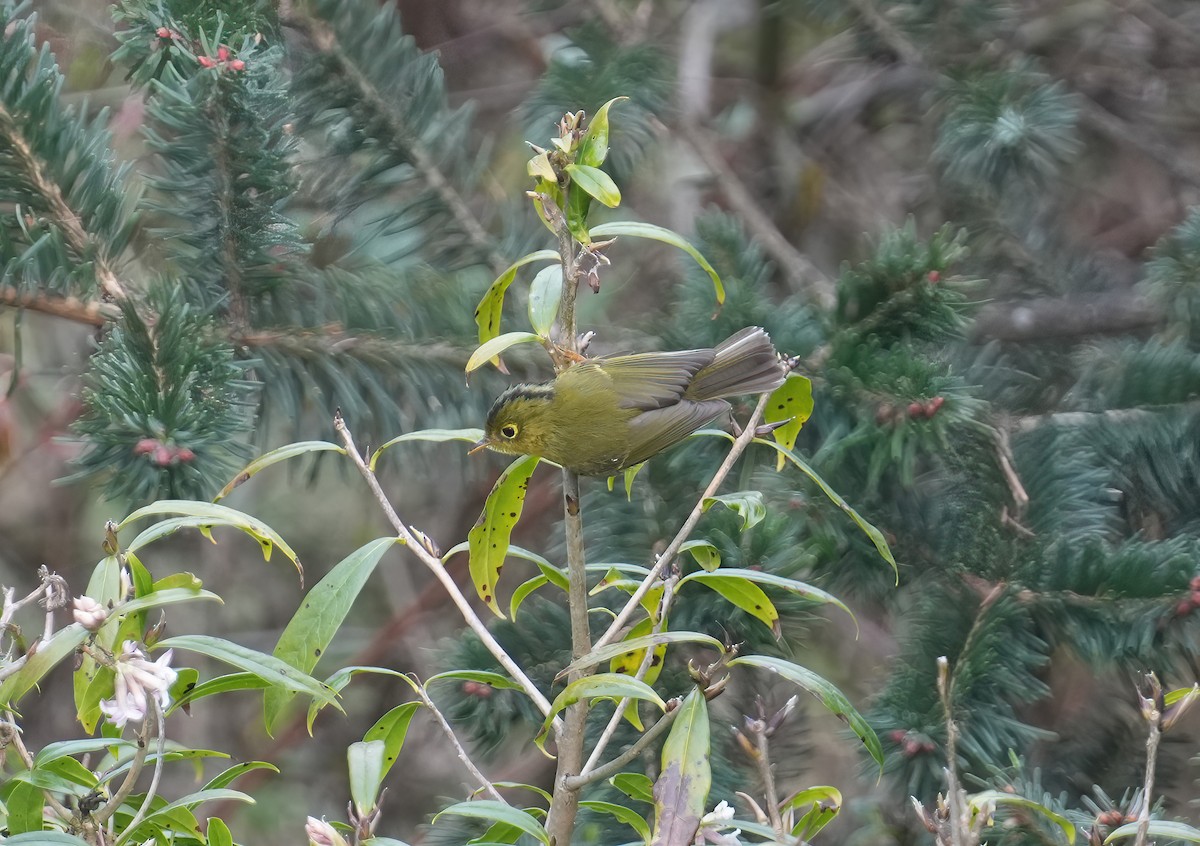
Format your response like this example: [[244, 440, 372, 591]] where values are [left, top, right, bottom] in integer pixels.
[[500, 423, 519, 439]]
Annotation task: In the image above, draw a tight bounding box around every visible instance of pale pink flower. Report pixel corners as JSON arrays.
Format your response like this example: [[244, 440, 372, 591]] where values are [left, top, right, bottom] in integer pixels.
[[71, 596, 107, 630], [99, 641, 177, 728], [305, 817, 348, 846]]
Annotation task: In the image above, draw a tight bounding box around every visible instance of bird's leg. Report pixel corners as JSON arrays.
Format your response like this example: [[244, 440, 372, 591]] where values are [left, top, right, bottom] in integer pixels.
[[730, 412, 791, 439]]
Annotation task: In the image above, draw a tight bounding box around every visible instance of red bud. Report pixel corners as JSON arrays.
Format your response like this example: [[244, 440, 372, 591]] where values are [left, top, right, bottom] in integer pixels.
[[1176, 598, 1194, 617], [928, 270, 940, 283], [133, 438, 158, 456], [175, 447, 196, 463], [197, 55, 216, 68], [152, 444, 173, 466], [156, 26, 171, 39], [229, 59, 245, 71], [1190, 575, 1200, 592], [216, 45, 230, 62], [907, 402, 924, 418]]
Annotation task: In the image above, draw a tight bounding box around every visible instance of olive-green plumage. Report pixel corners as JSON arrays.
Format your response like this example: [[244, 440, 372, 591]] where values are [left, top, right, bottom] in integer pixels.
[[475, 327, 786, 475]]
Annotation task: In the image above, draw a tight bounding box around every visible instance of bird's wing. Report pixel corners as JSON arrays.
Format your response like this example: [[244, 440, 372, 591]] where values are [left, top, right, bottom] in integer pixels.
[[621, 399, 729, 468], [587, 349, 716, 410]]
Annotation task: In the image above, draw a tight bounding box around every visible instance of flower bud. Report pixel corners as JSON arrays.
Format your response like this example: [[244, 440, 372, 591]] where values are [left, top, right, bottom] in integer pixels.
[[306, 817, 349, 846], [72, 596, 107, 630]]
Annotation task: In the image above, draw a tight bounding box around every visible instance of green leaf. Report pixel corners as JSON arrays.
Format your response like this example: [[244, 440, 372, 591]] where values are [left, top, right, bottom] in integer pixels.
[[528, 265, 563, 337], [128, 789, 253, 837], [170, 672, 271, 714], [783, 786, 841, 840], [651, 688, 711, 846], [564, 164, 621, 208], [207, 817, 234, 846], [577, 97, 626, 167], [970, 791, 1075, 844], [1105, 821, 1200, 845], [443, 542, 568, 590], [264, 537, 397, 733], [370, 428, 485, 470], [611, 772, 655, 804], [0, 624, 91, 707], [215, 441, 346, 501], [590, 221, 724, 309], [155, 635, 339, 708], [702, 491, 766, 530], [580, 800, 651, 841], [467, 332, 542, 374], [306, 666, 413, 732], [202, 760, 279, 791], [623, 462, 645, 500], [349, 740, 386, 816], [679, 540, 720, 572], [119, 501, 304, 585], [731, 654, 883, 769], [363, 702, 423, 782], [5, 780, 44, 834], [563, 632, 724, 677], [753, 439, 898, 580], [468, 455, 540, 617], [34, 738, 132, 769], [684, 574, 779, 637], [434, 801, 550, 845], [75, 555, 124, 729], [114, 587, 222, 617], [3, 835, 92, 846], [679, 569, 856, 632], [608, 618, 667, 730], [765, 375, 814, 471], [510, 574, 550, 620], [427, 670, 524, 690], [475, 250, 560, 347], [535, 674, 667, 755]]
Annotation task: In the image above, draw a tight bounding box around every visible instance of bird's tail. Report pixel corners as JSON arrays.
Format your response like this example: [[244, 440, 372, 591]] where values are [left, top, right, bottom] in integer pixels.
[[685, 327, 786, 400]]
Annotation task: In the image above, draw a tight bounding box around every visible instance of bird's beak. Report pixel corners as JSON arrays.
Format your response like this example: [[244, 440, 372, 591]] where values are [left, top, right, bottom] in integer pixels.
[[467, 437, 491, 456]]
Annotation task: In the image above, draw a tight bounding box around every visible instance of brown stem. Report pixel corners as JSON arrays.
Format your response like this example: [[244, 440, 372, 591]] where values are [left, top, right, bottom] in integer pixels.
[[412, 677, 504, 802], [113, 700, 167, 846], [92, 711, 153, 827], [0, 288, 114, 326], [753, 722, 784, 835], [1133, 691, 1162, 846]]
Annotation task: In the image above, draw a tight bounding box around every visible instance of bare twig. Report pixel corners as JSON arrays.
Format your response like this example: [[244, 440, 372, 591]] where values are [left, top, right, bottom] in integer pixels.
[[936, 656, 966, 846], [594, 394, 772, 653], [1133, 675, 1163, 846], [563, 703, 682, 790], [113, 701, 167, 846], [92, 711, 152, 827], [412, 677, 504, 802], [992, 427, 1029, 518], [0, 287, 114, 326], [334, 414, 559, 730], [579, 577, 677, 776]]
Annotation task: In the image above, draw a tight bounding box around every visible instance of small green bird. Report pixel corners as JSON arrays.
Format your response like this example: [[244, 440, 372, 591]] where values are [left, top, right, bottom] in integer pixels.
[[471, 327, 786, 475]]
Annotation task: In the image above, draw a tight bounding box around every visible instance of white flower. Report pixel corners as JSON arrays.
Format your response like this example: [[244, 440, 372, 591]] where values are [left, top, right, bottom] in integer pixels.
[[99, 641, 177, 728], [72, 596, 107, 630], [305, 817, 349, 846], [699, 801, 741, 846]]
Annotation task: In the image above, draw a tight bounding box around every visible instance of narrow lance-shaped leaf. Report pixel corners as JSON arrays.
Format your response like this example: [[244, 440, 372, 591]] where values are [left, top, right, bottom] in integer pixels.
[[580, 800, 651, 842], [764, 375, 814, 471], [970, 792, 1075, 845], [155, 635, 339, 707], [528, 264, 563, 337], [434, 801, 551, 846], [349, 740, 386, 818], [684, 574, 779, 638], [119, 500, 304, 584], [534, 674, 666, 755], [562, 631, 724, 677], [609, 618, 668, 730], [265, 537, 397, 733], [0, 624, 92, 707], [467, 332, 542, 374], [679, 569, 856, 632], [577, 97, 627, 167], [1105, 821, 1200, 845], [731, 654, 883, 769], [651, 688, 711, 846], [565, 164, 621, 208], [370, 428, 484, 470], [590, 221, 725, 310], [215, 441, 346, 501], [474, 249, 561, 347], [782, 786, 842, 840], [468, 455, 540, 617], [611, 772, 655, 804], [702, 491, 766, 531], [680, 539, 720, 572], [753, 438, 898, 580]]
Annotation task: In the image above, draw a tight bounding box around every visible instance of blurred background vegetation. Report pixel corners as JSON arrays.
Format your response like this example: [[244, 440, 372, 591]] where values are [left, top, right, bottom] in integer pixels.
[[4, 0, 1200, 842]]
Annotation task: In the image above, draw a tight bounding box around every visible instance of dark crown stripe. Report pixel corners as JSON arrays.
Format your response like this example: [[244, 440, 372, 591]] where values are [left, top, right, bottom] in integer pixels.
[[486, 383, 556, 425]]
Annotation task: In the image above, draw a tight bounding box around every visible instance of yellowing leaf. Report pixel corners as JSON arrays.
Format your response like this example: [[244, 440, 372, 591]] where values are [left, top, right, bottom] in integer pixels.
[[651, 688, 710, 846], [474, 250, 559, 350], [467, 456, 540, 617], [765, 375, 814, 471]]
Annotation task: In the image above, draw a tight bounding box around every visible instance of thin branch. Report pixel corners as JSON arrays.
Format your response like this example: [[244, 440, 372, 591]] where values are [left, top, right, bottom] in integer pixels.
[[580, 576, 677, 776], [333, 413, 559, 730], [563, 703, 682, 790], [1133, 677, 1163, 846], [0, 104, 127, 300], [0, 287, 114, 326], [413, 677, 504, 802], [91, 711, 152, 827], [594, 394, 771, 653], [753, 720, 784, 834], [683, 126, 836, 309], [113, 700, 167, 846]]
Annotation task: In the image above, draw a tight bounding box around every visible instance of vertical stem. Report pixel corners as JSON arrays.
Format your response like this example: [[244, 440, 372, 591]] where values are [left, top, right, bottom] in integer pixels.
[[546, 179, 592, 846], [1133, 698, 1162, 846]]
